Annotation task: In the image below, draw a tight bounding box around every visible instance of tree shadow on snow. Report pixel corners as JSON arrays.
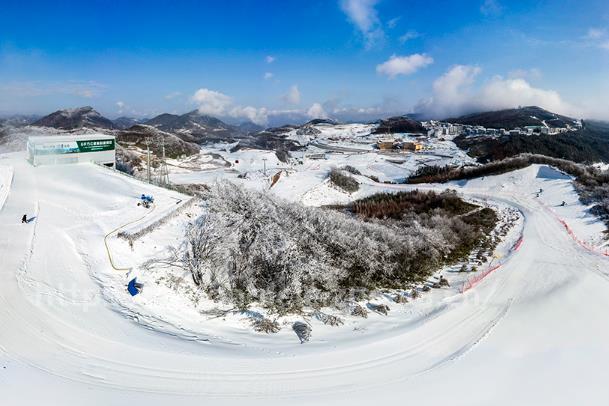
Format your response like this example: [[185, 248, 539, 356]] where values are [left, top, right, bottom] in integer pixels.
[[536, 166, 570, 180]]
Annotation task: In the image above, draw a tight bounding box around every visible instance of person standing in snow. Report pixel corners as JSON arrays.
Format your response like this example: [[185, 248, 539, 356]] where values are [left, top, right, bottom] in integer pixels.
[[21, 214, 27, 223]]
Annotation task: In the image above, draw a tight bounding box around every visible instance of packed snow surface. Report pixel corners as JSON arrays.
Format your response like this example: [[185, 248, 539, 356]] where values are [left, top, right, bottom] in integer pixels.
[[1, 148, 609, 405]]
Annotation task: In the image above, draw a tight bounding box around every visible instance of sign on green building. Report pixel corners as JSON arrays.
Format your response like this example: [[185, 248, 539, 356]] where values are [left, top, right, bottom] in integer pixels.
[[76, 139, 115, 153]]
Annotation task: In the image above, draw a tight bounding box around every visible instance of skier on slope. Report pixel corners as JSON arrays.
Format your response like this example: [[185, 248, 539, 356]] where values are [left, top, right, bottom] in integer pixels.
[[21, 214, 27, 224]]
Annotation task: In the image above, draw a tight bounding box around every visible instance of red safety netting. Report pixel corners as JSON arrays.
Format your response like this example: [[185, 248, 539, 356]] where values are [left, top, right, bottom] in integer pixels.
[[461, 236, 523, 293]]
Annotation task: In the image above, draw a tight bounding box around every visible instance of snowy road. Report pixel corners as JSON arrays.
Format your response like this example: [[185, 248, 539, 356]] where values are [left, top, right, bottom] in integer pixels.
[[1, 153, 609, 405]]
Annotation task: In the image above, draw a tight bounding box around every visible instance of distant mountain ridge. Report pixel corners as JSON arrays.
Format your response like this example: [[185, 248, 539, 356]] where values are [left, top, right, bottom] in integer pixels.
[[33, 106, 115, 130], [447, 106, 579, 130], [112, 116, 146, 130], [144, 110, 244, 144], [0, 114, 41, 127]]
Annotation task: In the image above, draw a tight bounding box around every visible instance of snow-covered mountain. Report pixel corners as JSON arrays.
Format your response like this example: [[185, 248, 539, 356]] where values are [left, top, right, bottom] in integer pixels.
[[372, 116, 427, 134], [32, 106, 115, 130], [116, 124, 200, 159], [447, 106, 579, 129], [112, 116, 146, 130], [144, 110, 244, 144], [0, 114, 41, 128]]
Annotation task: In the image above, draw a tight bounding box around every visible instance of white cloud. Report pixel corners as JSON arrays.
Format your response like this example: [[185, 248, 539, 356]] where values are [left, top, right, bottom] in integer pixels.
[[283, 85, 301, 105], [479, 77, 569, 113], [508, 67, 542, 80], [191, 88, 233, 116], [387, 17, 400, 29], [191, 88, 269, 125], [0, 80, 104, 98], [116, 101, 125, 113], [376, 54, 433, 78], [264, 72, 274, 80], [307, 103, 329, 119], [586, 28, 606, 39], [164, 91, 182, 100], [266, 55, 275, 64], [584, 27, 609, 51], [398, 30, 420, 44], [480, 0, 503, 16], [416, 65, 577, 118], [229, 106, 269, 126], [340, 0, 384, 48]]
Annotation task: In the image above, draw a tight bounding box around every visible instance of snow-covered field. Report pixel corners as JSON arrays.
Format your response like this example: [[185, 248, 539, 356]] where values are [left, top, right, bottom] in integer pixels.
[[161, 122, 475, 203], [2, 132, 609, 405]]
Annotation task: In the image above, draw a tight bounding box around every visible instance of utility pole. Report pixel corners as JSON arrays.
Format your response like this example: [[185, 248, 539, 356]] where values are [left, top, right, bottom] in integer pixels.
[[145, 137, 151, 183]]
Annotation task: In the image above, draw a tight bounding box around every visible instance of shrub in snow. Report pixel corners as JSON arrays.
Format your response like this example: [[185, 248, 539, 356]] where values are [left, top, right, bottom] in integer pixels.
[[312, 310, 344, 326], [293, 321, 312, 343], [393, 294, 408, 303], [368, 303, 390, 315], [342, 165, 361, 175], [410, 288, 419, 299], [351, 304, 368, 318], [329, 168, 359, 193], [115, 160, 135, 175], [251, 318, 281, 334]]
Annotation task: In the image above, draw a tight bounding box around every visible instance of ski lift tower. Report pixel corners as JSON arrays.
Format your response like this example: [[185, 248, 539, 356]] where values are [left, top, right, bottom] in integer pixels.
[[145, 137, 152, 183], [158, 136, 169, 185]]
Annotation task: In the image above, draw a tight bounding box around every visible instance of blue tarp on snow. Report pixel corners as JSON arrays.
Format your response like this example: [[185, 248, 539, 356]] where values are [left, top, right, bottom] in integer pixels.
[[128, 277, 141, 296]]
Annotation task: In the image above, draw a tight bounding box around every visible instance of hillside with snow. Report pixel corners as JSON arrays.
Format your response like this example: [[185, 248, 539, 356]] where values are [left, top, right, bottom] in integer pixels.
[[2, 120, 609, 405]]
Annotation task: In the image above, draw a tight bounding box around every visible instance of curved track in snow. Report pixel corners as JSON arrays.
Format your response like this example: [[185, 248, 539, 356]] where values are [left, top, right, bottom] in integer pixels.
[[2, 154, 609, 405]]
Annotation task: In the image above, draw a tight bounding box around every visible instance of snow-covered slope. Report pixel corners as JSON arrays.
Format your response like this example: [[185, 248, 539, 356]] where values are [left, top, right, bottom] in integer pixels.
[[0, 164, 13, 211], [2, 149, 609, 405]]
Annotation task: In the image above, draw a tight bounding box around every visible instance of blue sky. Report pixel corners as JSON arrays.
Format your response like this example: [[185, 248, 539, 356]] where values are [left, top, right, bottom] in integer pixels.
[[1, 0, 608, 123]]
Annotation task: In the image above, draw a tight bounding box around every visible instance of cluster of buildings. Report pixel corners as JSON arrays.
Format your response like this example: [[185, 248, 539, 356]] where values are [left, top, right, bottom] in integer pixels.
[[376, 139, 424, 152], [422, 120, 582, 139], [422, 121, 462, 138]]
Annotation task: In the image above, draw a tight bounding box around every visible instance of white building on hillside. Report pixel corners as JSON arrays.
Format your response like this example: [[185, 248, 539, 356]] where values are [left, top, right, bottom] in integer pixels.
[[27, 134, 116, 167]]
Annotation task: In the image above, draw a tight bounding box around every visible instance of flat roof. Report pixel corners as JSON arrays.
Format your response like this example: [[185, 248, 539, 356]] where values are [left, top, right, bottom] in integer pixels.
[[27, 134, 115, 144]]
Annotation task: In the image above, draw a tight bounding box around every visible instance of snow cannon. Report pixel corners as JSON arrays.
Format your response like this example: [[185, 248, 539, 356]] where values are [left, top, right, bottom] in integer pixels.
[[139, 194, 154, 208], [140, 194, 154, 203], [128, 277, 144, 296]]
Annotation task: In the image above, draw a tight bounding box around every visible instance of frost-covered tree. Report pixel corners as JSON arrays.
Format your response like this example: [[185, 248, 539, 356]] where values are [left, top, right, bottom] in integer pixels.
[[164, 181, 494, 312]]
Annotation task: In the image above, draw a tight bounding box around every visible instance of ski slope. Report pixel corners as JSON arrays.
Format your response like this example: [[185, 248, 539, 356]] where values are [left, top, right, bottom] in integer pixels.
[[1, 152, 609, 405], [0, 164, 13, 211]]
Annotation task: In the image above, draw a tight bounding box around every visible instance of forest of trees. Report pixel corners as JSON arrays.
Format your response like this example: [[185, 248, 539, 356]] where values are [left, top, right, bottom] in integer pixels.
[[164, 182, 498, 313], [454, 126, 609, 164]]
